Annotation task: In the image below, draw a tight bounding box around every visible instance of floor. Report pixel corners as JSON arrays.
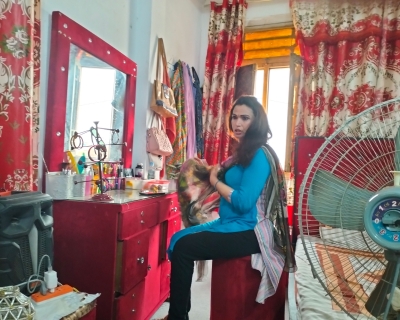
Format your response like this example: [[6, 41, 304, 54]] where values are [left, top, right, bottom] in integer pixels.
[[150, 262, 292, 320], [150, 261, 212, 320]]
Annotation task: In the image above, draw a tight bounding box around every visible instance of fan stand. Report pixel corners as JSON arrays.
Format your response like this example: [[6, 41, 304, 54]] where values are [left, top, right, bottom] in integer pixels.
[[368, 250, 400, 320], [383, 251, 400, 320]]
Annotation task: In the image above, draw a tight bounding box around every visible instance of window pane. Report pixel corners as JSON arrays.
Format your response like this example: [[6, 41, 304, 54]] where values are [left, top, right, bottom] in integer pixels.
[[267, 68, 290, 168], [254, 69, 264, 105]]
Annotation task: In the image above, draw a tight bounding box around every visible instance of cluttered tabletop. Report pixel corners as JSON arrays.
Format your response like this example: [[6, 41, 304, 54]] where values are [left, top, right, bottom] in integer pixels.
[[63, 189, 176, 204]]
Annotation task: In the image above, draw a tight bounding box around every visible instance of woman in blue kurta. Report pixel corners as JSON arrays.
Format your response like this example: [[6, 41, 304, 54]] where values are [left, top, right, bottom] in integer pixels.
[[163, 96, 273, 320]]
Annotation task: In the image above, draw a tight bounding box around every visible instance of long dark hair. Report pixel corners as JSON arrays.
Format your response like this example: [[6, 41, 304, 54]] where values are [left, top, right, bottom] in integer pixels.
[[228, 96, 272, 167]]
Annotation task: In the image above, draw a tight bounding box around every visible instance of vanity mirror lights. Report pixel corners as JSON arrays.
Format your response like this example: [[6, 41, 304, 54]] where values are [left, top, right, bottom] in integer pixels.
[[44, 11, 137, 175]]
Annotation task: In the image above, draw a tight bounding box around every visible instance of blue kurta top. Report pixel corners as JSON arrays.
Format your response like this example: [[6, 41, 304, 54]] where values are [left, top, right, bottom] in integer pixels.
[[168, 148, 271, 257]]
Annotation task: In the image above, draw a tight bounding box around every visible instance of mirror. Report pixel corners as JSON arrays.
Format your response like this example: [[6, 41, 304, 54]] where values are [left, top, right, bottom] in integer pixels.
[[44, 12, 137, 174], [64, 44, 126, 161]]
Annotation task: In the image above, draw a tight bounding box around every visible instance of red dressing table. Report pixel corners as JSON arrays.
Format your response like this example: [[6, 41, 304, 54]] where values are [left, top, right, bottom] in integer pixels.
[[53, 190, 181, 320], [42, 12, 182, 319]]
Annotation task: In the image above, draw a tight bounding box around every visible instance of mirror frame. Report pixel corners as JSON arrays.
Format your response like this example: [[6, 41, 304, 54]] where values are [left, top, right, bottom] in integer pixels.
[[44, 11, 136, 174]]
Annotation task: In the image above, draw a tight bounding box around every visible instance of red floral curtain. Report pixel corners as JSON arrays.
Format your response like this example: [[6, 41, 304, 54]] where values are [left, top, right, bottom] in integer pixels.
[[291, 0, 400, 137], [0, 0, 40, 191], [202, 0, 247, 165]]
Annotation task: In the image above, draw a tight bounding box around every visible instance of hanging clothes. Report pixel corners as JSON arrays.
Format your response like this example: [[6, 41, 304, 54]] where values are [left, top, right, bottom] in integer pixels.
[[182, 62, 197, 159], [192, 67, 204, 158], [164, 70, 176, 144], [166, 61, 187, 178], [161, 59, 176, 179]]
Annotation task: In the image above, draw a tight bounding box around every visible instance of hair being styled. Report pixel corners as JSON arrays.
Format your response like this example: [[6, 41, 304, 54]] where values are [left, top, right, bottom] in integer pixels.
[[228, 95, 272, 167]]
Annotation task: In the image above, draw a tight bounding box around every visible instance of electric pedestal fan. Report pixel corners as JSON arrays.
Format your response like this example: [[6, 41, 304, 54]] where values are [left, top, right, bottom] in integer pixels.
[[298, 97, 400, 320]]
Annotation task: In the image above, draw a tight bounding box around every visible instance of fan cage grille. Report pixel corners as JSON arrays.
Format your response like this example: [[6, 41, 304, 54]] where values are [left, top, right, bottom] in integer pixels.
[[297, 98, 400, 319]]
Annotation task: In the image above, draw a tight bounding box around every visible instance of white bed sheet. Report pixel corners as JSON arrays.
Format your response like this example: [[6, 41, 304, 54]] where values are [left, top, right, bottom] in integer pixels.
[[292, 236, 376, 320]]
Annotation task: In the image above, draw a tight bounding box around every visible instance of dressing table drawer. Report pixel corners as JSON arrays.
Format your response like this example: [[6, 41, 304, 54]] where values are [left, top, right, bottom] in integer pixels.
[[114, 280, 145, 320], [115, 229, 150, 294], [158, 195, 179, 222], [119, 203, 158, 239], [167, 213, 182, 244]]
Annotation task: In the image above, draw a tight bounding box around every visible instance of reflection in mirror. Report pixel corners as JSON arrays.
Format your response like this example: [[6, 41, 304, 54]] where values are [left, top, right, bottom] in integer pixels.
[[64, 44, 126, 161]]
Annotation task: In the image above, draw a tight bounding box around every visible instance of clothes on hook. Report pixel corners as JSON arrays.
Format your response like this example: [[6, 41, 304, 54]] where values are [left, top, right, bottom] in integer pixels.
[[182, 62, 196, 159], [166, 61, 187, 179], [192, 67, 204, 158], [166, 61, 204, 179]]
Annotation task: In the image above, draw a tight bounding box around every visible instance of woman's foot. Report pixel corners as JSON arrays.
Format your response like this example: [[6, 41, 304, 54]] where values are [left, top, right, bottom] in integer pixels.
[[155, 316, 167, 320]]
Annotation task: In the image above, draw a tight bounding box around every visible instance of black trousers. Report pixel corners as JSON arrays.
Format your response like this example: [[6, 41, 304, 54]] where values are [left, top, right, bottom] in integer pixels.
[[168, 230, 261, 320]]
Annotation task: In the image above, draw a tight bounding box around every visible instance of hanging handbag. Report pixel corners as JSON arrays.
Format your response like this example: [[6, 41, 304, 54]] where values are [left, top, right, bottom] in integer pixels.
[[150, 38, 178, 118], [146, 112, 174, 156]]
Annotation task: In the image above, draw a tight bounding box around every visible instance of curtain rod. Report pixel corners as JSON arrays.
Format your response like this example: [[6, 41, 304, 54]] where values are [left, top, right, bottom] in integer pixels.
[[203, 0, 272, 6]]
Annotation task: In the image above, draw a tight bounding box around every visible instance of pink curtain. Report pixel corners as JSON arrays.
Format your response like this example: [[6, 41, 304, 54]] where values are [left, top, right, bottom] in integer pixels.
[[202, 0, 247, 165], [291, 0, 400, 137], [0, 0, 41, 191]]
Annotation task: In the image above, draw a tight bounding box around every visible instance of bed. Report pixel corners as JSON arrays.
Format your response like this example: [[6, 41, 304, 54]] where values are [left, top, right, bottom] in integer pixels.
[[291, 137, 390, 319], [289, 233, 384, 320]]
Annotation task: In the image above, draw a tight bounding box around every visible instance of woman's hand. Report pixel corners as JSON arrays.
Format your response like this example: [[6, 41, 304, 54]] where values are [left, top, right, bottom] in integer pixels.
[[209, 164, 233, 203], [209, 165, 220, 187]]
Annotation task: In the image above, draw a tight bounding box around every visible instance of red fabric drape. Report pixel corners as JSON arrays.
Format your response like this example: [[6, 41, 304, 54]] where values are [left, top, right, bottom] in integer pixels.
[[0, 0, 41, 191], [202, 0, 247, 165], [291, 0, 400, 137]]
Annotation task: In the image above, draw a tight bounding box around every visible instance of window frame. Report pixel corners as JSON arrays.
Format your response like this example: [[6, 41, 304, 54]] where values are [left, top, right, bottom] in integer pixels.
[[242, 56, 290, 110], [242, 56, 293, 172]]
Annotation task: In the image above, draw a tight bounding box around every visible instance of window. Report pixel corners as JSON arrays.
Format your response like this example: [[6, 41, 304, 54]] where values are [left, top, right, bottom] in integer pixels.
[[243, 26, 299, 171], [263, 68, 290, 168], [250, 57, 291, 170]]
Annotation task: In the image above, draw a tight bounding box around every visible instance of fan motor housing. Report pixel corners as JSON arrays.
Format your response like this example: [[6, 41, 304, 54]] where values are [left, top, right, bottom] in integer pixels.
[[365, 186, 400, 251]]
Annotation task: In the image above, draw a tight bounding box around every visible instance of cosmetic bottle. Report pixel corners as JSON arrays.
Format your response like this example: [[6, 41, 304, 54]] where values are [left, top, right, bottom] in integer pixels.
[[148, 162, 155, 180], [135, 163, 144, 179], [154, 169, 160, 180], [119, 165, 125, 189]]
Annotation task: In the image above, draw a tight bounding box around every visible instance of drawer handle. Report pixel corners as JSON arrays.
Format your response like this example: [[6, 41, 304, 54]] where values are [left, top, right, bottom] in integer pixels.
[[174, 221, 176, 225], [137, 257, 145, 264], [141, 211, 144, 216], [148, 265, 152, 270], [172, 207, 177, 212], [140, 220, 145, 224], [132, 309, 135, 313]]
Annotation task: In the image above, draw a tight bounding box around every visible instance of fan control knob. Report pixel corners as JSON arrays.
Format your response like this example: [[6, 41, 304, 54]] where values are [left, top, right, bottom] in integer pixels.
[[381, 210, 400, 231]]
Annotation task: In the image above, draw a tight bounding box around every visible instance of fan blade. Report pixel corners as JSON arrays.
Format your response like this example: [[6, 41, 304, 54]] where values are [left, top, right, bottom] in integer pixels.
[[308, 170, 374, 231], [395, 127, 400, 171]]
